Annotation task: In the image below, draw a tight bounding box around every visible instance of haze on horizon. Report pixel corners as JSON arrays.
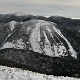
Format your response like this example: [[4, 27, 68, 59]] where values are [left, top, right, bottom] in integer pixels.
[[0, 0, 80, 18]]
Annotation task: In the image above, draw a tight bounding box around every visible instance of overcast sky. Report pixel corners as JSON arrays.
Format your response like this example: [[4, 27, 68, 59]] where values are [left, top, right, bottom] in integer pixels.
[[0, 0, 80, 17]]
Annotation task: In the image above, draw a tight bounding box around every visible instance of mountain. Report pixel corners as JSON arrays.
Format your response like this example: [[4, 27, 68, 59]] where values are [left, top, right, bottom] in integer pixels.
[[0, 13, 34, 23], [0, 20, 77, 58], [0, 14, 80, 78], [11, 11, 30, 16]]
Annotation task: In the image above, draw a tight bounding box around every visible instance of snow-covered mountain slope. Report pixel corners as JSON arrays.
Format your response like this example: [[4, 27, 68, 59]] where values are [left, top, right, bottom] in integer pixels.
[[0, 65, 79, 80], [1, 20, 77, 58], [11, 11, 30, 16]]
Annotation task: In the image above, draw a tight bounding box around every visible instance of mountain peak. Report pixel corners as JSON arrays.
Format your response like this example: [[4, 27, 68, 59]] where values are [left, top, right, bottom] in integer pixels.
[[11, 11, 29, 16]]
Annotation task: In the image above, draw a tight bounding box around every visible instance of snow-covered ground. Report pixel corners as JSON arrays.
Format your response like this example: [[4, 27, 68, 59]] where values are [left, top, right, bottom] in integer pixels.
[[0, 65, 79, 80], [29, 20, 77, 58]]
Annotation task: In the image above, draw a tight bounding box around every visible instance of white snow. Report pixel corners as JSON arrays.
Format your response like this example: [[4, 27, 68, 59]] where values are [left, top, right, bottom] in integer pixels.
[[20, 21, 23, 24], [1, 42, 15, 49], [43, 31, 54, 56], [52, 25, 77, 58], [1, 39, 26, 49], [10, 21, 17, 31], [46, 24, 67, 57], [57, 43, 67, 56], [29, 22, 41, 53], [13, 39, 26, 49], [53, 44, 59, 56], [0, 65, 79, 80]]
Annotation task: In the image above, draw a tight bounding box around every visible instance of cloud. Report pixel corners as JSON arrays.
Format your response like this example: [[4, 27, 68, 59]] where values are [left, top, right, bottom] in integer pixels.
[[0, 0, 80, 17], [0, 0, 80, 5]]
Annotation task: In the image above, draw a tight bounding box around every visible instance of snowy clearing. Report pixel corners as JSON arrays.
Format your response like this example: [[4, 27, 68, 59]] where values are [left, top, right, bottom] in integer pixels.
[[0, 65, 79, 80]]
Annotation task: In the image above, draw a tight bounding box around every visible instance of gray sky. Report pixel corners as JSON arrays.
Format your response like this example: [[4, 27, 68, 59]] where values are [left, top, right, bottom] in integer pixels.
[[0, 0, 80, 17]]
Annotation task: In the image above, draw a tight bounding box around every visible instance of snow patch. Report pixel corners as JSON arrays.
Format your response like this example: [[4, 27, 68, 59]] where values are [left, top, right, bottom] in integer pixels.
[[26, 26, 31, 34], [10, 21, 17, 31], [0, 65, 79, 80], [43, 31, 54, 56], [1, 39, 26, 49], [29, 22, 41, 53], [13, 39, 26, 49], [46, 25, 67, 57], [20, 21, 23, 24], [1, 42, 15, 49]]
